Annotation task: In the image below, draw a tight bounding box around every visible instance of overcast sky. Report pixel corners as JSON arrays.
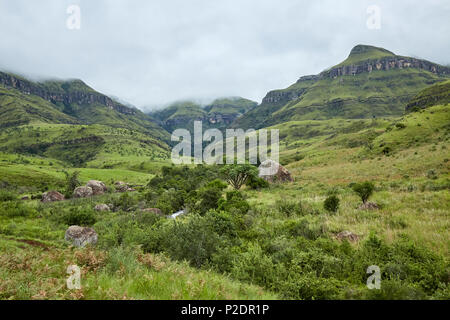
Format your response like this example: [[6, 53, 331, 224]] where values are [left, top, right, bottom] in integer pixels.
[[0, 0, 449, 110]]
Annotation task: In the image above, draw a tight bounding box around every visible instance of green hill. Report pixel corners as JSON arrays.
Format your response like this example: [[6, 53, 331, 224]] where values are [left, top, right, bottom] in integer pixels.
[[406, 80, 450, 112], [151, 97, 257, 132], [233, 45, 450, 129], [0, 71, 171, 173]]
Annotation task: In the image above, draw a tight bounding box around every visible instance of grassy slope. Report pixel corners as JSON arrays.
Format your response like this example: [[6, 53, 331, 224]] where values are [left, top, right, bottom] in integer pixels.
[[254, 104, 449, 255]]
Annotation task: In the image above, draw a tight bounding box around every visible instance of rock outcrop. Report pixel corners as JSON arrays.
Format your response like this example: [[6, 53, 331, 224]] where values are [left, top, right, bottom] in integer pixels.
[[94, 204, 110, 212], [86, 180, 107, 195], [358, 202, 380, 210], [65, 226, 98, 247], [114, 181, 135, 192], [336, 231, 360, 242], [142, 208, 163, 216], [73, 186, 93, 198], [41, 191, 65, 202], [258, 160, 293, 183]]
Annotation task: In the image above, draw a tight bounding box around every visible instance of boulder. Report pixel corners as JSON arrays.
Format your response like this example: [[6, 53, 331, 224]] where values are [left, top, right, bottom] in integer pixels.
[[336, 231, 360, 242], [65, 226, 98, 247], [73, 186, 93, 198], [358, 202, 380, 210], [41, 191, 65, 203], [94, 204, 110, 212], [115, 181, 129, 193], [142, 208, 163, 216], [86, 180, 108, 195], [258, 159, 293, 183]]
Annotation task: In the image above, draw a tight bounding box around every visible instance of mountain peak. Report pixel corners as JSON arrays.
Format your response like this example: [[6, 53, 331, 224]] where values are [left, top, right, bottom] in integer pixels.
[[349, 44, 394, 57]]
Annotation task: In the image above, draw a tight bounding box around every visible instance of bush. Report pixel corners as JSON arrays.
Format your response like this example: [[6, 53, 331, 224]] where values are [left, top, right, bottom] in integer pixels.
[[0, 190, 17, 202], [246, 176, 269, 190], [159, 215, 222, 268], [61, 208, 96, 226], [218, 191, 250, 215], [323, 195, 340, 213], [352, 181, 375, 203], [0, 201, 36, 217], [276, 199, 303, 216]]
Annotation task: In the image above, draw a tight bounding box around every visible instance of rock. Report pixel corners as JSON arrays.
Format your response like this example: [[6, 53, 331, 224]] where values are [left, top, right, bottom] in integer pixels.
[[358, 202, 380, 210], [65, 226, 98, 247], [94, 204, 110, 212], [115, 181, 129, 192], [21, 196, 30, 201], [41, 191, 65, 202], [336, 231, 360, 242], [73, 186, 93, 198], [142, 208, 163, 215], [258, 159, 293, 183], [86, 180, 107, 195]]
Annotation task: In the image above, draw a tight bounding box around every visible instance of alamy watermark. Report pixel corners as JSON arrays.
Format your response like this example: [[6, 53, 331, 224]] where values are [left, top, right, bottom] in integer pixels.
[[366, 265, 381, 289], [66, 265, 81, 290], [66, 4, 81, 30], [366, 5, 381, 30], [171, 121, 279, 175]]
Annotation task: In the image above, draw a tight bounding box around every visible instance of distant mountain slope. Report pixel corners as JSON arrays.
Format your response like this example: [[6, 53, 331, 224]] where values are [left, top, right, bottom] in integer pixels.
[[406, 80, 450, 112], [0, 71, 171, 167], [0, 71, 169, 142], [151, 97, 257, 132], [233, 45, 450, 129]]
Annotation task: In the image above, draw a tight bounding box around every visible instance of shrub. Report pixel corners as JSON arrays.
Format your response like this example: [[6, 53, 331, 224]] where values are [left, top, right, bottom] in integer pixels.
[[63, 170, 81, 198], [352, 181, 375, 203], [159, 215, 222, 268], [62, 208, 96, 226], [323, 195, 340, 213], [217, 191, 250, 215], [0, 201, 36, 218], [276, 199, 303, 216], [246, 176, 269, 190], [0, 190, 17, 202]]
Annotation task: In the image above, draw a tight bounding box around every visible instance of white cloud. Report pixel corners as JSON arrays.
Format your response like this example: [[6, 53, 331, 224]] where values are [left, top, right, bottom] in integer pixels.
[[0, 0, 449, 110]]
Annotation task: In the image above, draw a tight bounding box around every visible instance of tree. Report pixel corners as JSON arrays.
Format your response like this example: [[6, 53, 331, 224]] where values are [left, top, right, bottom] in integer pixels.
[[220, 164, 258, 190], [352, 181, 375, 204], [63, 170, 81, 198]]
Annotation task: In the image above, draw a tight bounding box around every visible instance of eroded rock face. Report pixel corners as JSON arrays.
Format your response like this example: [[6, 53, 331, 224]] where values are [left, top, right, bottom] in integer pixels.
[[94, 204, 110, 212], [142, 208, 163, 216], [73, 186, 93, 198], [258, 160, 293, 183], [41, 191, 65, 202], [65, 226, 98, 247], [86, 180, 107, 195], [336, 231, 360, 242]]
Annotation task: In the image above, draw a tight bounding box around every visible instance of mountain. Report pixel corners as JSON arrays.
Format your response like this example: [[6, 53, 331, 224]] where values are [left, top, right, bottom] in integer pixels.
[[232, 45, 450, 129], [0, 71, 170, 167], [150, 97, 257, 132], [406, 79, 450, 112]]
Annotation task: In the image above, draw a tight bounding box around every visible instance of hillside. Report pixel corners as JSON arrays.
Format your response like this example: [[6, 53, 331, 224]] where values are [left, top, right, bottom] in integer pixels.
[[151, 97, 257, 132], [0, 71, 171, 175], [233, 45, 450, 129]]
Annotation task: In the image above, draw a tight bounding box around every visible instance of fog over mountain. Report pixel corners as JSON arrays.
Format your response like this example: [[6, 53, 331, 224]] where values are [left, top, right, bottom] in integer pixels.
[[0, 0, 449, 110]]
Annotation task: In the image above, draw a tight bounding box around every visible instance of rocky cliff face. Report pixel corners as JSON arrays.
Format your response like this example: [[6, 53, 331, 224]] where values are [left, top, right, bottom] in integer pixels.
[[0, 72, 136, 115], [323, 56, 450, 78]]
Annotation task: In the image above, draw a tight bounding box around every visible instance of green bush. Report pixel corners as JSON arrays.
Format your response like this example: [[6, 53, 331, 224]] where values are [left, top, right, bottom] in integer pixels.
[[352, 181, 375, 203], [323, 195, 340, 213], [246, 176, 269, 190], [0, 201, 36, 217], [61, 208, 96, 226], [276, 199, 303, 216], [0, 190, 17, 202]]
